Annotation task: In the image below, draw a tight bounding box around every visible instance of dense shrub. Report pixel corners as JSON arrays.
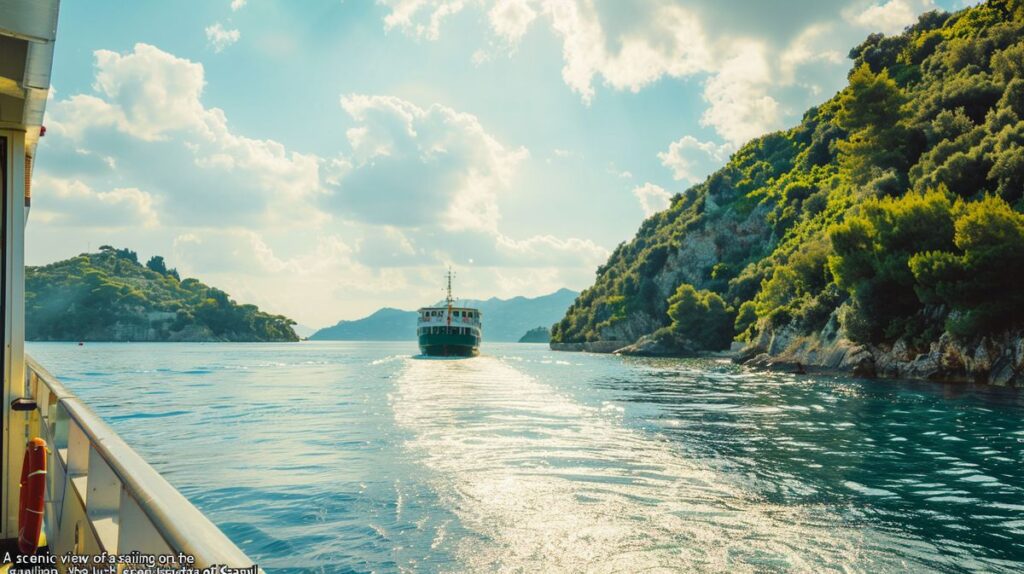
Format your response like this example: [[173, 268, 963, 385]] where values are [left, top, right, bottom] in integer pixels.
[[664, 284, 734, 351]]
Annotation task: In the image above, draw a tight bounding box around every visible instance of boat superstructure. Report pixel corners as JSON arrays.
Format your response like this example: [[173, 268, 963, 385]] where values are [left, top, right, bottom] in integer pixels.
[[417, 270, 481, 357], [1, 0, 260, 567]]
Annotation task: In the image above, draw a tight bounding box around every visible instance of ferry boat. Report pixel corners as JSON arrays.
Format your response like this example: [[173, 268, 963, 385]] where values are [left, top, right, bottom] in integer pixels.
[[417, 270, 481, 357], [0, 1, 259, 568]]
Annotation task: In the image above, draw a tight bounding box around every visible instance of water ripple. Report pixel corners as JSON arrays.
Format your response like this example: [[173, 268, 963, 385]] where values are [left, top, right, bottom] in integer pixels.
[[25, 341, 1024, 573]]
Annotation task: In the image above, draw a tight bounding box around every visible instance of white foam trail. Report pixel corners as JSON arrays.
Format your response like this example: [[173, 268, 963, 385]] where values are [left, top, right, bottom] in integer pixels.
[[392, 356, 912, 573]]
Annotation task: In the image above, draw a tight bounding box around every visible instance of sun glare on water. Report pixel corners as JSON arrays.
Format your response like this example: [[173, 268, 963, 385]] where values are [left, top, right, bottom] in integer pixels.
[[392, 356, 906, 573]]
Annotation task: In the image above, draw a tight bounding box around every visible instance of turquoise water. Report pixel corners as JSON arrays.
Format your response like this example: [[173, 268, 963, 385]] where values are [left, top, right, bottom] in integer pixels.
[[27, 341, 1024, 573]]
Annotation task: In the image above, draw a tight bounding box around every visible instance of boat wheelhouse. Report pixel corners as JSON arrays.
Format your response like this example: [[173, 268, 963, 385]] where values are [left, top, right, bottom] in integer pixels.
[[417, 270, 481, 357]]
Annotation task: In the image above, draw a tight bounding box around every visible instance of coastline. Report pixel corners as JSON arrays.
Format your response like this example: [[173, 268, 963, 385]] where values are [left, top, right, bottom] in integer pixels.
[[550, 324, 1024, 386]]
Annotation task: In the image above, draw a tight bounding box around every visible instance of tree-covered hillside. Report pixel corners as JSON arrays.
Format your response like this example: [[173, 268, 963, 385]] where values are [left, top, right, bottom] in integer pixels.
[[27, 246, 298, 342], [518, 327, 551, 343], [553, 0, 1024, 370]]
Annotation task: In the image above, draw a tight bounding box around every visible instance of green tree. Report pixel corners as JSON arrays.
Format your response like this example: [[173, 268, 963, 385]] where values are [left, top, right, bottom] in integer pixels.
[[734, 301, 758, 341], [828, 189, 955, 343], [665, 284, 733, 351], [835, 64, 910, 184], [146, 255, 168, 275], [910, 195, 1024, 337]]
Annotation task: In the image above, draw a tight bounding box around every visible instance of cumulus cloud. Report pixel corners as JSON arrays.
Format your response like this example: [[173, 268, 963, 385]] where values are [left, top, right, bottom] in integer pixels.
[[545, 1, 712, 102], [780, 23, 845, 80], [378, 0, 468, 40], [32, 42, 606, 323], [378, 1, 714, 102], [376, 1, 866, 145], [700, 41, 783, 146], [33, 174, 159, 228], [89, 44, 207, 139], [488, 0, 538, 43], [632, 183, 672, 217], [846, 0, 935, 35], [205, 23, 241, 53], [43, 43, 321, 226], [230, 0, 246, 10], [326, 94, 528, 233], [658, 135, 731, 184]]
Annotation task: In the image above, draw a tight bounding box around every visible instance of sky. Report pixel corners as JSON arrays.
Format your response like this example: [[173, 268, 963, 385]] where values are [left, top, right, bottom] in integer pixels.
[[29, 0, 977, 328]]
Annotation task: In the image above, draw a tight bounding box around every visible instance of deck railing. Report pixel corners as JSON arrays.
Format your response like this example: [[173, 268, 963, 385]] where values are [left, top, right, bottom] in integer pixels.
[[24, 355, 262, 571]]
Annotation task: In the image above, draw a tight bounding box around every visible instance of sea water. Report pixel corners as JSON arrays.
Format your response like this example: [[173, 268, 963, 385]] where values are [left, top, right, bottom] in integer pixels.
[[27, 341, 1024, 573]]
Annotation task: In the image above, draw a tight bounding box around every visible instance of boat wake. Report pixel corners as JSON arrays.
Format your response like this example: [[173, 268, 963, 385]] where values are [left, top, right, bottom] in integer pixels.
[[392, 355, 907, 573]]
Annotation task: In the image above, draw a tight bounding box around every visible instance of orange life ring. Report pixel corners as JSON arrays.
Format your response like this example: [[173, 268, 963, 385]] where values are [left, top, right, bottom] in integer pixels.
[[18, 438, 46, 555]]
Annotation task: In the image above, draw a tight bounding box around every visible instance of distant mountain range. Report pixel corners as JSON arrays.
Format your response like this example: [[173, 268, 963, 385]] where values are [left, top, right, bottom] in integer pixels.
[[310, 288, 578, 342]]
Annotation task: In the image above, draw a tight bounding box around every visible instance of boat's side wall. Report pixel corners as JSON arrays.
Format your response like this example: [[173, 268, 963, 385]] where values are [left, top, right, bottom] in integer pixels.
[[1, 128, 27, 539]]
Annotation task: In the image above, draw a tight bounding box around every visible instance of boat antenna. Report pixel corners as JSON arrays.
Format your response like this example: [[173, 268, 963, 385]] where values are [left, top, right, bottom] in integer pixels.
[[446, 267, 455, 306], [446, 267, 455, 326]]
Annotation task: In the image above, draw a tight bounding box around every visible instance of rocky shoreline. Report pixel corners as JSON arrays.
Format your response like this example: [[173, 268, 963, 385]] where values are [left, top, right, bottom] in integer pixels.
[[736, 317, 1024, 386], [551, 318, 1024, 386]]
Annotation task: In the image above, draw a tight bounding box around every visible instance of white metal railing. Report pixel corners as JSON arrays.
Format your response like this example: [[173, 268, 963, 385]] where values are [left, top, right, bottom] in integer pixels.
[[24, 355, 262, 571]]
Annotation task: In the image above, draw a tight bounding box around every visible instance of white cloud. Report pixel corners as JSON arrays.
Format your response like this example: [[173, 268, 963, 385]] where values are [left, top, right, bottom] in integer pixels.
[[31, 43, 614, 325], [380, 1, 712, 103], [378, 0, 468, 40], [543, 1, 712, 103], [328, 94, 528, 233], [846, 0, 935, 35], [43, 44, 322, 227], [89, 44, 207, 140], [658, 135, 731, 184], [780, 24, 845, 81], [377, 1, 860, 145], [489, 0, 538, 43], [33, 174, 159, 228], [230, 0, 247, 10], [494, 233, 606, 266], [700, 41, 782, 147], [632, 183, 672, 217], [205, 23, 241, 52]]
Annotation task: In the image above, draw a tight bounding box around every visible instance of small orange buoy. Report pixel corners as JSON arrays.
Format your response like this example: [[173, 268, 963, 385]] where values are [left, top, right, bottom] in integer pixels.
[[18, 438, 46, 554]]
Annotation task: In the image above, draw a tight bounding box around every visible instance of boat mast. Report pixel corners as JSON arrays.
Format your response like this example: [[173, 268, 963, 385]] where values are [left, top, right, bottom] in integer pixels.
[[446, 267, 453, 326]]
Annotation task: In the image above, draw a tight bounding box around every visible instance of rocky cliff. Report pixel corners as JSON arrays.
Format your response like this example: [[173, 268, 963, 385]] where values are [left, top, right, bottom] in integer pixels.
[[550, 1, 1024, 386], [739, 312, 1023, 385]]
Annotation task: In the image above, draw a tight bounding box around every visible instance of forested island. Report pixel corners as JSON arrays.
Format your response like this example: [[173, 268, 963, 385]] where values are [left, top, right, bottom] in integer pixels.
[[518, 327, 551, 343], [552, 0, 1024, 385], [27, 246, 299, 342]]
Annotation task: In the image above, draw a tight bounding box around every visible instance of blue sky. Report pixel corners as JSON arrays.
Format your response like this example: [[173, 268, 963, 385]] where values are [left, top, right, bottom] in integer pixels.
[[29, 0, 974, 327]]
